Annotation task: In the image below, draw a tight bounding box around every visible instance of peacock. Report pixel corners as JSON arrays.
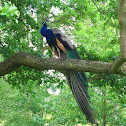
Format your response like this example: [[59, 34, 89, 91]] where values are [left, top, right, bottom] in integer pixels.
[[40, 22, 96, 124]]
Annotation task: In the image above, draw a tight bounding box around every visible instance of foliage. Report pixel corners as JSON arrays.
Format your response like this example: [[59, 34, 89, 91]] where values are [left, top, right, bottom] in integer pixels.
[[0, 0, 126, 125], [0, 78, 126, 126]]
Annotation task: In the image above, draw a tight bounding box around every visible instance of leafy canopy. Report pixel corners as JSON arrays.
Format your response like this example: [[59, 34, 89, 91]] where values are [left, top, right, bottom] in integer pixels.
[[0, 0, 125, 125]]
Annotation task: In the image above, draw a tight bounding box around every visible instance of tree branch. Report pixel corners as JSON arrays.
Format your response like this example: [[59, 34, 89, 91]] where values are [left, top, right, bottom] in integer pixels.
[[88, 75, 106, 82], [0, 51, 126, 77], [110, 0, 126, 73], [110, 56, 125, 73], [118, 0, 126, 59], [91, 0, 105, 15]]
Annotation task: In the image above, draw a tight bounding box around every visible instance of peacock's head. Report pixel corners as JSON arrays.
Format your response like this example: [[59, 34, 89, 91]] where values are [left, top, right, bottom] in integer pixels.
[[42, 21, 46, 26]]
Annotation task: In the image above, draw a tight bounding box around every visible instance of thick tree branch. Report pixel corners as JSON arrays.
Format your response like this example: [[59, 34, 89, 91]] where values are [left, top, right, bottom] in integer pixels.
[[0, 51, 126, 77], [118, 0, 126, 59], [110, 56, 125, 73], [110, 0, 126, 73]]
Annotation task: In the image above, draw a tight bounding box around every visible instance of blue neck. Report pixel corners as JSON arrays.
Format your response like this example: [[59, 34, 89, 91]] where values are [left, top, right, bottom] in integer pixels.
[[40, 24, 47, 37]]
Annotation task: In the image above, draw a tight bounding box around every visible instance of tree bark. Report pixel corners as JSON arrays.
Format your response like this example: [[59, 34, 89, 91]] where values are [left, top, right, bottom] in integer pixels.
[[0, 51, 126, 77], [118, 0, 126, 59], [110, 0, 126, 73]]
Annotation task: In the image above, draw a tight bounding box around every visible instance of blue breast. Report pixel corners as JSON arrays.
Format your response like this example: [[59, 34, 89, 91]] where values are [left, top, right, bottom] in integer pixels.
[[40, 25, 57, 46], [40, 26, 47, 37]]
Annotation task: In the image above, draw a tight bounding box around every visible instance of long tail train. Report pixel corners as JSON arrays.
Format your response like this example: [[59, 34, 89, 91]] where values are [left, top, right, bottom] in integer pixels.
[[66, 71, 96, 124], [61, 47, 97, 124]]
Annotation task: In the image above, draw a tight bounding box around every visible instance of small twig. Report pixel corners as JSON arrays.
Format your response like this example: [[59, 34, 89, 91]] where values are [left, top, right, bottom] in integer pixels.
[[91, 0, 105, 15], [0, 41, 4, 47], [20, 18, 29, 29], [88, 75, 106, 82], [43, 8, 76, 25], [102, 86, 106, 126], [44, 8, 57, 17]]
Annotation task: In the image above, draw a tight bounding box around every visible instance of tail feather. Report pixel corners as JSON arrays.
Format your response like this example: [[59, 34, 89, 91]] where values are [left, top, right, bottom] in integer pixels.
[[73, 72, 89, 98], [60, 49, 97, 124], [66, 71, 96, 124]]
